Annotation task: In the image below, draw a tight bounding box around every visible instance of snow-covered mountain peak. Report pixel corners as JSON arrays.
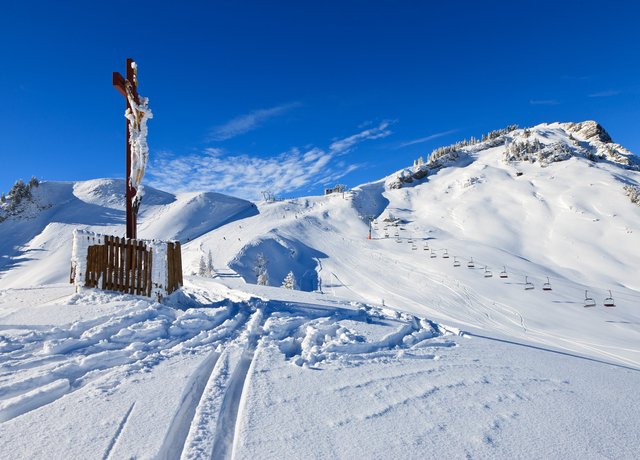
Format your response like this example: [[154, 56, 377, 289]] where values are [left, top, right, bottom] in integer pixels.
[[389, 120, 638, 189], [72, 178, 175, 210]]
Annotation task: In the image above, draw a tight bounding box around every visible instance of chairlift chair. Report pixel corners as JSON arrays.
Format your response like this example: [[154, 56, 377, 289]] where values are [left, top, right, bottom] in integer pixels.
[[542, 277, 552, 291], [411, 243, 417, 250], [524, 276, 534, 290], [484, 266, 492, 278], [384, 232, 389, 238], [453, 257, 461, 267], [603, 290, 616, 307], [467, 258, 475, 268], [499, 266, 508, 278], [443, 249, 450, 259], [583, 290, 596, 308], [430, 250, 437, 258], [423, 242, 429, 251]]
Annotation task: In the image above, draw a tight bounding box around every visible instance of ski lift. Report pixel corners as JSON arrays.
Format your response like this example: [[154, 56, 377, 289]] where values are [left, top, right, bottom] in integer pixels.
[[442, 249, 450, 259], [542, 277, 552, 291], [384, 232, 389, 238], [411, 242, 417, 250], [407, 236, 413, 244], [430, 250, 437, 258], [499, 266, 508, 279], [453, 256, 460, 267], [484, 266, 492, 278], [524, 276, 534, 290], [583, 290, 596, 308], [603, 290, 616, 307], [467, 258, 474, 268], [423, 242, 429, 251]]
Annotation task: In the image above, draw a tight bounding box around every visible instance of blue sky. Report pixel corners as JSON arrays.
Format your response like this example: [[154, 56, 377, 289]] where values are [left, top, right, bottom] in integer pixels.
[[1, 0, 639, 199]]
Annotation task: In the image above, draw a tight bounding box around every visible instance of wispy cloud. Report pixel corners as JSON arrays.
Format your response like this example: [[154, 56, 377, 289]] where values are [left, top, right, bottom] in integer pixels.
[[209, 102, 301, 141], [148, 121, 391, 200], [397, 129, 459, 148], [588, 89, 620, 98], [329, 121, 392, 153], [529, 99, 560, 106]]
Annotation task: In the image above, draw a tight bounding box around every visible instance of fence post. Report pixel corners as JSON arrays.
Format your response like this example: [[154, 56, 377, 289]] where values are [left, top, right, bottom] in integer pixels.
[[175, 241, 183, 287], [167, 242, 175, 294]]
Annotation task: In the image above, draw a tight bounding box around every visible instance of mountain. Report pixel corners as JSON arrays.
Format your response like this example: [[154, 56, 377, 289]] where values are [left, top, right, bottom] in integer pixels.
[[0, 178, 257, 288], [0, 121, 639, 458]]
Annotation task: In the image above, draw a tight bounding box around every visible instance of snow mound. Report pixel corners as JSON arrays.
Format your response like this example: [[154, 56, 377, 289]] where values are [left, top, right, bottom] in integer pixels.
[[229, 233, 327, 291], [73, 178, 174, 210]]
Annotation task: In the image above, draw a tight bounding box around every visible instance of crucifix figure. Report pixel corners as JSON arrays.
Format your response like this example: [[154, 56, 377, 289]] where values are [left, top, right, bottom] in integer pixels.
[[112, 58, 152, 239]]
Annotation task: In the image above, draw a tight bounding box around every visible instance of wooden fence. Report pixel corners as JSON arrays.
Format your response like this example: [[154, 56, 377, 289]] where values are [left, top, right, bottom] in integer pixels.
[[79, 235, 182, 297]]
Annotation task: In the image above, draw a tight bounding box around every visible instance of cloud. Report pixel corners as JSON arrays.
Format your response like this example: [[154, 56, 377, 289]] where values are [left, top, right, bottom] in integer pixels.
[[588, 90, 620, 98], [209, 102, 301, 141], [529, 99, 560, 105], [329, 121, 392, 154], [397, 129, 459, 148], [147, 121, 391, 200]]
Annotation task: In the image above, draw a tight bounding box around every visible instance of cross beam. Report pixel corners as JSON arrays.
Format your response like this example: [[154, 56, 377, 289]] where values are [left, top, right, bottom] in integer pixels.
[[113, 58, 140, 239]]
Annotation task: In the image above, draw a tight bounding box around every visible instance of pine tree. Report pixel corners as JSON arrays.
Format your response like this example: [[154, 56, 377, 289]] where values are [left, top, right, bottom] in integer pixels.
[[0, 193, 5, 204], [28, 176, 39, 188], [198, 255, 207, 276], [257, 269, 269, 286], [255, 252, 269, 285], [207, 250, 214, 277], [254, 253, 267, 277], [282, 271, 296, 289]]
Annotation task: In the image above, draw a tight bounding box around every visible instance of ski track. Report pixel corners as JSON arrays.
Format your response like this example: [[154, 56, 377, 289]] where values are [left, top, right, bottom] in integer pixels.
[[211, 309, 264, 460], [157, 351, 220, 460], [102, 401, 136, 460]]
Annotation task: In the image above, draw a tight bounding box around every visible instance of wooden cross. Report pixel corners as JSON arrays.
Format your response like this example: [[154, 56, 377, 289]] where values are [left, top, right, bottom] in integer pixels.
[[112, 58, 140, 240]]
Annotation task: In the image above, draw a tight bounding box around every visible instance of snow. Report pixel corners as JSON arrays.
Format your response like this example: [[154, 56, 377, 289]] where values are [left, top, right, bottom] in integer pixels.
[[0, 121, 639, 458]]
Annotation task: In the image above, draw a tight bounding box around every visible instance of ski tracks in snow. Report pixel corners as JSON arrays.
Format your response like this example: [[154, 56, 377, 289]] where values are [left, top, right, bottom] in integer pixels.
[[0, 287, 455, 458], [170, 308, 265, 460]]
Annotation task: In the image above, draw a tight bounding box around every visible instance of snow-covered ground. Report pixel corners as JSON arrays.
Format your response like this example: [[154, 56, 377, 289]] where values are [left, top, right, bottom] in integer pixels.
[[1, 121, 639, 458]]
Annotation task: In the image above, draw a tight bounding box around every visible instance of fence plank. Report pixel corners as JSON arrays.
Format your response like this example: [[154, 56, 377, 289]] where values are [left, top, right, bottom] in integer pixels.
[[167, 242, 175, 294], [135, 241, 142, 295], [114, 237, 119, 291], [109, 236, 116, 290], [127, 240, 136, 294], [105, 236, 111, 290], [175, 242, 183, 287], [119, 237, 125, 291], [147, 250, 153, 297], [91, 246, 97, 287], [123, 238, 133, 292]]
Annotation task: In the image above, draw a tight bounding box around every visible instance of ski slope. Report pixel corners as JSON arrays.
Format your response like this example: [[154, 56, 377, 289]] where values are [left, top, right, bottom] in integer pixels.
[[0, 121, 639, 458]]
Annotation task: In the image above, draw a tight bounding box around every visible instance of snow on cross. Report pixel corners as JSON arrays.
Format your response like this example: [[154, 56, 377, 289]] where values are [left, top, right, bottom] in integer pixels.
[[112, 58, 153, 240]]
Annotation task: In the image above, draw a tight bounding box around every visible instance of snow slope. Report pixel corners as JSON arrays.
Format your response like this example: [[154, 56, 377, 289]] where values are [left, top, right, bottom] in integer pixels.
[[0, 120, 639, 458], [0, 178, 256, 288]]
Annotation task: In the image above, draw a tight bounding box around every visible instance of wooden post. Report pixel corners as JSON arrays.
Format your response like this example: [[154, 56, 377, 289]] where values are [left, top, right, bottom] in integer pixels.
[[113, 58, 140, 240], [167, 242, 175, 293]]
